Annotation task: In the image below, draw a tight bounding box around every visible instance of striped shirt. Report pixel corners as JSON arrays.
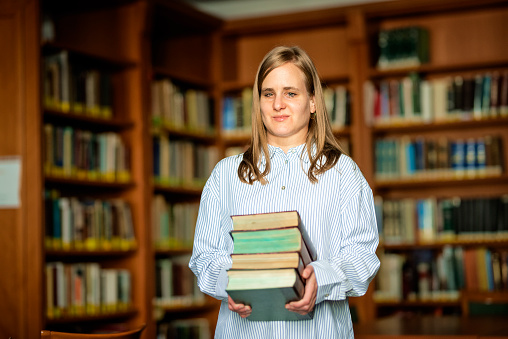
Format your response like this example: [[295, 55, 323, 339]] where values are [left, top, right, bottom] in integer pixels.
[[189, 143, 380, 339]]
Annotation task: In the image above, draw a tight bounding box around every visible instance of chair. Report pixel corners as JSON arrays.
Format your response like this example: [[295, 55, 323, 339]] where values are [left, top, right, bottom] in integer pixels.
[[460, 290, 508, 317], [41, 324, 145, 339]]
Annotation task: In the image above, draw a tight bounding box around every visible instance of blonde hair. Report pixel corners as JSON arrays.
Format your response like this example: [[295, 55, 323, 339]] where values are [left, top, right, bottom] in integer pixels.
[[238, 46, 344, 185]]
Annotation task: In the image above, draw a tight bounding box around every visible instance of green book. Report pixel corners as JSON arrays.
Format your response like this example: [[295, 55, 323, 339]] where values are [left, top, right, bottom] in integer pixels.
[[231, 227, 314, 266], [226, 268, 313, 321]]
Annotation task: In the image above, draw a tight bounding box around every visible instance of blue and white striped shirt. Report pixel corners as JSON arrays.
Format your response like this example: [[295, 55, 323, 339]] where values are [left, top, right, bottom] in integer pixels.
[[189, 143, 380, 339]]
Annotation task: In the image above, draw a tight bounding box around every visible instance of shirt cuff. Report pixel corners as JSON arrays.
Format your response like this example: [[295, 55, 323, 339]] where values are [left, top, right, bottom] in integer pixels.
[[215, 262, 232, 300]]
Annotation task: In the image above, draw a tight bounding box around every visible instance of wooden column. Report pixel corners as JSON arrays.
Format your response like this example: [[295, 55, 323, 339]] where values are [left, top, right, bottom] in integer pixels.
[[0, 0, 42, 338]]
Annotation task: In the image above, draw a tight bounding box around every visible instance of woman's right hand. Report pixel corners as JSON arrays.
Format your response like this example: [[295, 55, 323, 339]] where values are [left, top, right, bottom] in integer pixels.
[[228, 296, 252, 318]]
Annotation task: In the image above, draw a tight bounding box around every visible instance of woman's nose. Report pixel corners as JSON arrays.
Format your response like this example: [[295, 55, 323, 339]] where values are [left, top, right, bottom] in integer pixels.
[[273, 95, 285, 111]]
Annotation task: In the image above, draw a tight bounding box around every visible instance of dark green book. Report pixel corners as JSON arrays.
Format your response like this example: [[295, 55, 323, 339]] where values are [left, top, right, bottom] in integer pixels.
[[226, 268, 313, 321]]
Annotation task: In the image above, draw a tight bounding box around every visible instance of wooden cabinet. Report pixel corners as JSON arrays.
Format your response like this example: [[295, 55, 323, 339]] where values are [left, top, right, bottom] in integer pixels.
[[360, 0, 508, 318]]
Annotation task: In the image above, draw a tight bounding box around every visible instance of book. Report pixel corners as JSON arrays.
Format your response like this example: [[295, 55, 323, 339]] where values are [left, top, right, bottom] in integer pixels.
[[226, 268, 312, 321], [231, 227, 314, 265], [231, 210, 317, 262], [231, 252, 306, 276]]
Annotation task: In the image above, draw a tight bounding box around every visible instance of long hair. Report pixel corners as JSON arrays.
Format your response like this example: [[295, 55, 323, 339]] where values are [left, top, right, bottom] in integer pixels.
[[238, 45, 345, 185]]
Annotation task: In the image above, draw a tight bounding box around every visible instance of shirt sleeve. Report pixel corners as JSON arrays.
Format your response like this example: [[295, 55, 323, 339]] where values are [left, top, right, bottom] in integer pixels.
[[311, 159, 380, 304], [188, 163, 233, 301]]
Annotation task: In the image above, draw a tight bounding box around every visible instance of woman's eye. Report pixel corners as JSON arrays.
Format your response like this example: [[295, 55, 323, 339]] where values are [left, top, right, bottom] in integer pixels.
[[287, 92, 296, 98], [263, 92, 273, 98]]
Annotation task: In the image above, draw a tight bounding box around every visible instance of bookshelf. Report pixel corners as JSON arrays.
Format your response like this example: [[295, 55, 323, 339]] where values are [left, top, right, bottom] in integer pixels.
[[145, 1, 222, 337], [38, 0, 151, 335], [360, 0, 508, 318]]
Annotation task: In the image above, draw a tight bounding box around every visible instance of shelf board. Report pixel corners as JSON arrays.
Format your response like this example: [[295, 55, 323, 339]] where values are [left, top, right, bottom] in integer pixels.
[[221, 81, 253, 92], [44, 109, 135, 131], [153, 184, 203, 196], [151, 126, 217, 143], [42, 42, 138, 69], [155, 301, 218, 314], [372, 117, 508, 136], [375, 173, 508, 190], [45, 248, 137, 259], [381, 237, 508, 250], [151, 67, 213, 88], [155, 248, 193, 256], [374, 300, 460, 307], [368, 59, 508, 79], [45, 307, 138, 325], [45, 176, 135, 189]]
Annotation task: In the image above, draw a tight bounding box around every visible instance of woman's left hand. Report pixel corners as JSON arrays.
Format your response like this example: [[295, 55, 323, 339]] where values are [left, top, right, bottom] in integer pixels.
[[285, 265, 317, 315]]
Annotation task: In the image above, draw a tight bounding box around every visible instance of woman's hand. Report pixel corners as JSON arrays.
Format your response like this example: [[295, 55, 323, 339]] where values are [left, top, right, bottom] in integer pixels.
[[228, 296, 252, 318], [285, 265, 317, 315]]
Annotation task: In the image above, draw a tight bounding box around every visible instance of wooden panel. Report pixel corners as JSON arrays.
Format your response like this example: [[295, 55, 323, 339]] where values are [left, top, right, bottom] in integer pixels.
[[372, 6, 508, 67], [153, 34, 213, 83], [0, 0, 42, 338], [235, 26, 350, 84], [53, 4, 142, 63]]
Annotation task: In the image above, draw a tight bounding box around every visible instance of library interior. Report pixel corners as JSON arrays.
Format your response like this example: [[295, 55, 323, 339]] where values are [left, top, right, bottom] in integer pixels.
[[1, 0, 508, 338]]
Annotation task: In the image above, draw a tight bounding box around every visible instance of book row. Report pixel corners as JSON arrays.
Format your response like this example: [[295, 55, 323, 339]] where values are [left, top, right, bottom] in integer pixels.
[[44, 124, 131, 182], [151, 78, 214, 133], [323, 85, 352, 129], [157, 318, 210, 339], [222, 88, 253, 135], [46, 262, 131, 319], [374, 134, 503, 181], [152, 135, 219, 188], [44, 190, 136, 251], [364, 70, 508, 126], [154, 257, 205, 308], [43, 51, 114, 118], [375, 247, 508, 303], [376, 26, 429, 70], [152, 196, 198, 250], [375, 195, 508, 245]]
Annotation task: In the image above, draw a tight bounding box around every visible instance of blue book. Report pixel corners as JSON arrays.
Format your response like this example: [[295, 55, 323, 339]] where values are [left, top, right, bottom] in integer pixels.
[[451, 140, 465, 174]]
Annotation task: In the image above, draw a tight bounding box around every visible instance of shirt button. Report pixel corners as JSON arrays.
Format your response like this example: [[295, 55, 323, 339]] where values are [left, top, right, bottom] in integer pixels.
[[285, 160, 288, 164], [281, 186, 285, 190], [325, 294, 329, 298]]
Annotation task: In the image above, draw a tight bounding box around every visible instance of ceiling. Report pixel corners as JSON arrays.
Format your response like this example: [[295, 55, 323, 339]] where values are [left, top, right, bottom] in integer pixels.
[[180, 0, 390, 20]]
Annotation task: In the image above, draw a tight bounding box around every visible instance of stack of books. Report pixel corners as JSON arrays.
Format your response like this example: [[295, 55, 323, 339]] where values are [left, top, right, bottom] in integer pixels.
[[226, 211, 317, 321]]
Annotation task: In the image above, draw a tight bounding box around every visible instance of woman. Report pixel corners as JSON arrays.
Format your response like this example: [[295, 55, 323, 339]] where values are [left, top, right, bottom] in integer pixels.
[[189, 45, 379, 338]]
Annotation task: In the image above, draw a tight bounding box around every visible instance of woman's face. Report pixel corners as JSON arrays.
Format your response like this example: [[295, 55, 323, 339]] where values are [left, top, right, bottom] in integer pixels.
[[259, 62, 315, 152]]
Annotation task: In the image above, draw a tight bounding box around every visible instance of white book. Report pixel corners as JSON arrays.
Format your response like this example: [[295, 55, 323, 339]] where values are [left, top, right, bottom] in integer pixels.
[[420, 80, 433, 123], [58, 197, 72, 249]]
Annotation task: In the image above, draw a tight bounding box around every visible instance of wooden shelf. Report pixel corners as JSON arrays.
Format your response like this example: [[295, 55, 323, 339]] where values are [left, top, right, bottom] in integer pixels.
[[43, 109, 135, 131], [155, 248, 193, 257], [151, 126, 217, 143], [368, 59, 508, 79], [41, 42, 138, 69], [372, 117, 508, 136], [45, 176, 135, 189], [375, 174, 508, 190], [45, 248, 137, 259], [151, 67, 214, 88], [382, 238, 508, 251], [374, 300, 460, 307], [45, 308, 138, 325]]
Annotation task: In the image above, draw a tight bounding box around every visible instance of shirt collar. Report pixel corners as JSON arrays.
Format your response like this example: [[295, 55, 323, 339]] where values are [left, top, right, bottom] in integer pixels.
[[261, 143, 312, 165]]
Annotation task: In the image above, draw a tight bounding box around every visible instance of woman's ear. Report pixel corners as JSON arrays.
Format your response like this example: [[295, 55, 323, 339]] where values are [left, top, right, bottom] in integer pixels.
[[310, 96, 316, 113]]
